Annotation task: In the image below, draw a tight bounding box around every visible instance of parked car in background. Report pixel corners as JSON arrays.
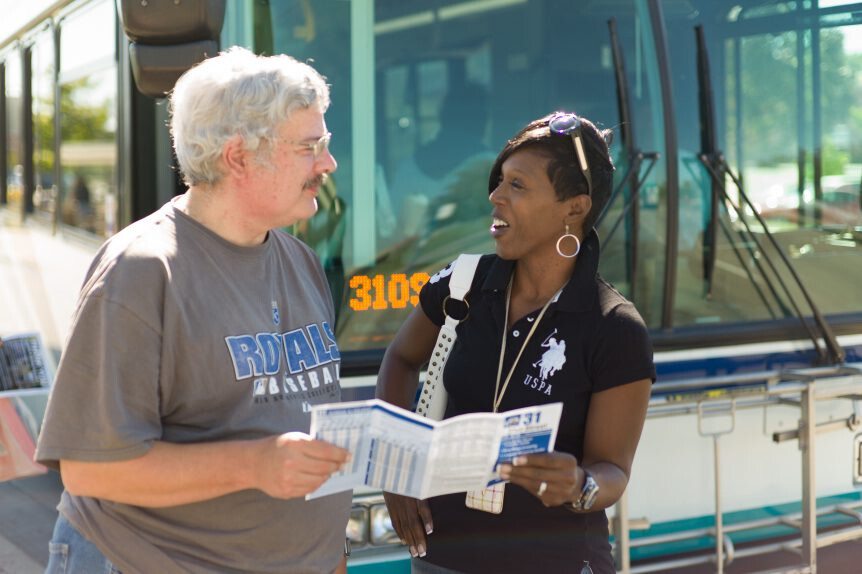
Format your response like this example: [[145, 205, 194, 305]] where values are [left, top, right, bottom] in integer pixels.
[[757, 175, 862, 228]]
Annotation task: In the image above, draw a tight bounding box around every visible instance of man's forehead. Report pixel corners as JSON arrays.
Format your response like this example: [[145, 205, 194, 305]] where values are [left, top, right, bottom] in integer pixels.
[[279, 107, 327, 137]]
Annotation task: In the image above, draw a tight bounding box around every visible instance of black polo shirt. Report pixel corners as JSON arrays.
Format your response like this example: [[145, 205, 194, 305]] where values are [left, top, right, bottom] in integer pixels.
[[417, 230, 655, 573]]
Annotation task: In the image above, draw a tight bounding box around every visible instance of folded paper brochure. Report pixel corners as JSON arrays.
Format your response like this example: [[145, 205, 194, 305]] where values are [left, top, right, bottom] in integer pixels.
[[307, 399, 562, 500]]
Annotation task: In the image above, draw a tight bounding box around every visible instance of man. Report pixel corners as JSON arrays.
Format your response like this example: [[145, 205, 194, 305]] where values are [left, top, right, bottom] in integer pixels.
[[36, 47, 351, 573]]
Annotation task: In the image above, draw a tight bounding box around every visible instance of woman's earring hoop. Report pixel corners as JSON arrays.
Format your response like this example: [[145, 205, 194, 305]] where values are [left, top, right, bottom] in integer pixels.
[[556, 225, 580, 258]]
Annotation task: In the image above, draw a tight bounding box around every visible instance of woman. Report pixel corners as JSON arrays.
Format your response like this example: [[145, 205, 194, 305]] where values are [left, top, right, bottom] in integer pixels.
[[376, 112, 655, 573]]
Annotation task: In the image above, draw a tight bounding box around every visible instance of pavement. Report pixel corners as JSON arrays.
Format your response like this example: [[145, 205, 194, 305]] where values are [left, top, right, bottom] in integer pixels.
[[0, 209, 100, 363], [0, 472, 60, 573], [0, 210, 93, 573], [654, 540, 862, 573], [1, 470, 860, 573]]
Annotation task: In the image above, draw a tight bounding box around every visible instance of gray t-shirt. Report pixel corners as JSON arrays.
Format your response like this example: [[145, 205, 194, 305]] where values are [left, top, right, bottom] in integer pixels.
[[36, 199, 350, 574]]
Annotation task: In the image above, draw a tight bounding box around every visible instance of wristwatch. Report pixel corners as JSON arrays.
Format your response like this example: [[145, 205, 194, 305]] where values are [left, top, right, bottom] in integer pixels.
[[567, 469, 599, 511]]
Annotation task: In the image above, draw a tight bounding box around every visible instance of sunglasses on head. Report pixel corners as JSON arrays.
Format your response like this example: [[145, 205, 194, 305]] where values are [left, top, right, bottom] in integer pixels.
[[548, 113, 593, 197]]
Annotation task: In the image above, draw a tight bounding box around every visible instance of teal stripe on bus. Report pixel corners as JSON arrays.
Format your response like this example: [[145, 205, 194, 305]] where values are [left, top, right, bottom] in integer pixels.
[[624, 491, 862, 561]]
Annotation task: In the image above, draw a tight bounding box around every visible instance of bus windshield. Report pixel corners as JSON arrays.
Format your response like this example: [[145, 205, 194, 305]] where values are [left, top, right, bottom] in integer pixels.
[[253, 0, 669, 355], [248, 0, 862, 359]]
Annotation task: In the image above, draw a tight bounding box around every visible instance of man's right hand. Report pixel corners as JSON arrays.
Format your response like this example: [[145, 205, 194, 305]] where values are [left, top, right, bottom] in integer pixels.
[[255, 432, 349, 499], [383, 492, 433, 558]]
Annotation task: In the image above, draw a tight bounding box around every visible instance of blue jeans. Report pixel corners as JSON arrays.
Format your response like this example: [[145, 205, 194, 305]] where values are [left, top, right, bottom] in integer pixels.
[[46, 514, 121, 574]]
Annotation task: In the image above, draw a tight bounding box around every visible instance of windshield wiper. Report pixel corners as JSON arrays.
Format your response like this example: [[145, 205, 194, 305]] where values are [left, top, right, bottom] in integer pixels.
[[695, 25, 844, 365], [696, 23, 721, 299], [598, 18, 659, 297]]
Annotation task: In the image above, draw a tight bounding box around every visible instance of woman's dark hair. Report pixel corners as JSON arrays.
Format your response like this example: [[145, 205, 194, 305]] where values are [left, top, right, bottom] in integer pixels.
[[488, 112, 614, 232]]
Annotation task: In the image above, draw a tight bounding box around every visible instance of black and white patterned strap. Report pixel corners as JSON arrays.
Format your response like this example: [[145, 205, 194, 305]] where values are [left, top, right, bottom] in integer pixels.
[[415, 254, 482, 420]]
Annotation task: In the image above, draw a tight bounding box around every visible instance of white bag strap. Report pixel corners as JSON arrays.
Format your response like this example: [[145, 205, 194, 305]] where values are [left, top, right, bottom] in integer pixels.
[[447, 254, 482, 303], [442, 253, 481, 333], [416, 254, 481, 420]]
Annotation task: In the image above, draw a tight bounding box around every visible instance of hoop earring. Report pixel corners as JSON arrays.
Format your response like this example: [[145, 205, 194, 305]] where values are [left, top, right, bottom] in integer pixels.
[[556, 224, 580, 258]]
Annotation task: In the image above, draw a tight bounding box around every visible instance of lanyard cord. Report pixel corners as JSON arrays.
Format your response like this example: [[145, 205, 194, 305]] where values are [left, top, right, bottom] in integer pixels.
[[492, 275, 561, 412]]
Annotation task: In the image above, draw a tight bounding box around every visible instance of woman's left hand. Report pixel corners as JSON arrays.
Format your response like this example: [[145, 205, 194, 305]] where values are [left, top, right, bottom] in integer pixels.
[[498, 452, 584, 507]]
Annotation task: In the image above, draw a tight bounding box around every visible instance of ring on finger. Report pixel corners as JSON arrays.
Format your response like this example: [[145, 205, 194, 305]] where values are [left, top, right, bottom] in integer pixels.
[[536, 481, 548, 497]]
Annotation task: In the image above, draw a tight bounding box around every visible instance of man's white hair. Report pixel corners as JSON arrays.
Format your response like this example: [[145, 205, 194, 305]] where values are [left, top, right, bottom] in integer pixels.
[[170, 46, 330, 186]]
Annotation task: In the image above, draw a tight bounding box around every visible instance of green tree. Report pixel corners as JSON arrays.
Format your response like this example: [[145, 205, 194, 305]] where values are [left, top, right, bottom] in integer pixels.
[[58, 77, 112, 142], [33, 95, 54, 177], [738, 28, 856, 168], [31, 77, 113, 174]]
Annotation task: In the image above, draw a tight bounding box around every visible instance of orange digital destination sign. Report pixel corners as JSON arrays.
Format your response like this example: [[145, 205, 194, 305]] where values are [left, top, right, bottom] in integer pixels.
[[348, 272, 431, 311]]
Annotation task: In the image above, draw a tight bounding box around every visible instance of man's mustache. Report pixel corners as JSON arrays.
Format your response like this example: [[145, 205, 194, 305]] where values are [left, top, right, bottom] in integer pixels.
[[304, 173, 328, 190]]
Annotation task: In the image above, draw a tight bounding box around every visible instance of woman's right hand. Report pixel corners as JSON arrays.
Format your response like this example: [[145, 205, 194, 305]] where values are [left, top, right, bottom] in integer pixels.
[[383, 492, 433, 558]]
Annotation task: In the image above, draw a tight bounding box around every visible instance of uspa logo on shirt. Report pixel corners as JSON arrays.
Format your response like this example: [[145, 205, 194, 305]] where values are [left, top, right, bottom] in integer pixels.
[[523, 329, 566, 396], [534, 329, 566, 380]]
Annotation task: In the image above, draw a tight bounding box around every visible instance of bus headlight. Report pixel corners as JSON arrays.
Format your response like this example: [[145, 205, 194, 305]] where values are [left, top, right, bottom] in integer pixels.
[[346, 505, 369, 547], [345, 495, 403, 551], [370, 503, 400, 546]]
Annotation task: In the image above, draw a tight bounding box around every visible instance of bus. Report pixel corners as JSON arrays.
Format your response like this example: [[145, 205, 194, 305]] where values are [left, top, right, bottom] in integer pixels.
[[1, 0, 861, 571]]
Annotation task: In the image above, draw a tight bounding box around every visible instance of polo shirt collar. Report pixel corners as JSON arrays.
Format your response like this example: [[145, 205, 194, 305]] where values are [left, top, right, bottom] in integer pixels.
[[481, 229, 601, 313]]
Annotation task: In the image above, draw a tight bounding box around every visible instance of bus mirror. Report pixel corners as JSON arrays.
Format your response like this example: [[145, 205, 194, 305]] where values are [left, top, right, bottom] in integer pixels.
[[118, 0, 225, 44], [129, 41, 218, 98], [117, 0, 225, 98]]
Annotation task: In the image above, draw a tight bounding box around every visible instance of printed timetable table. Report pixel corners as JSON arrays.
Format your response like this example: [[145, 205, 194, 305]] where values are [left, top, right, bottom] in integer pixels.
[[312, 402, 433, 498], [366, 436, 421, 494], [316, 413, 425, 494], [308, 400, 562, 500]]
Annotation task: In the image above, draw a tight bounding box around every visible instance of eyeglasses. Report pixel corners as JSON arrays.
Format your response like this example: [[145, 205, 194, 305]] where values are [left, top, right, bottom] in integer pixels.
[[548, 113, 593, 196], [281, 132, 332, 160]]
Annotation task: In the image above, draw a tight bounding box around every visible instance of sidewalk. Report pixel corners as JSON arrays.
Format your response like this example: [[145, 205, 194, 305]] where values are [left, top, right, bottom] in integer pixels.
[[1, 469, 861, 573], [0, 472, 62, 573], [0, 209, 99, 360], [654, 539, 862, 573], [0, 210, 95, 571]]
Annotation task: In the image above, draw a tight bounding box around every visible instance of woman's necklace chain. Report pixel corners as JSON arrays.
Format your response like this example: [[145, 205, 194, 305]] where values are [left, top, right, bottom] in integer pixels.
[[492, 275, 562, 412]]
